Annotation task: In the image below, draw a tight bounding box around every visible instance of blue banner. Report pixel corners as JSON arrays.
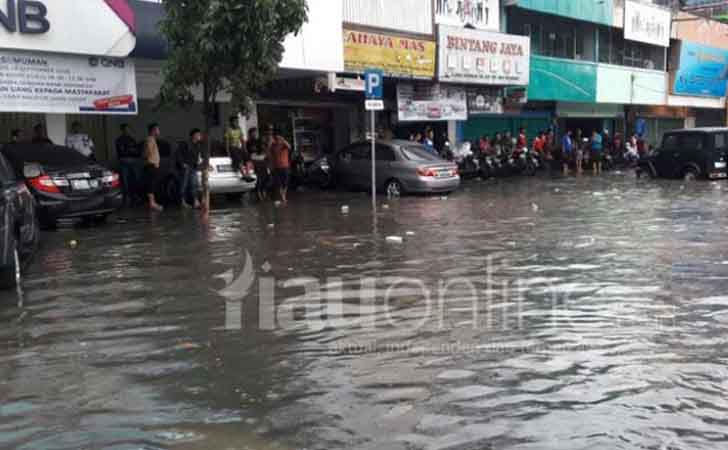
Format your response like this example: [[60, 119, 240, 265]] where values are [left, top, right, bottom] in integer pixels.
[[674, 41, 728, 97]]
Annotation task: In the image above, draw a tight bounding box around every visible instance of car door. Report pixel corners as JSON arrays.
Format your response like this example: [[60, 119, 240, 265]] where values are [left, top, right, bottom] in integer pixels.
[[374, 144, 397, 190], [656, 133, 680, 178], [677, 133, 705, 175], [348, 144, 372, 189]]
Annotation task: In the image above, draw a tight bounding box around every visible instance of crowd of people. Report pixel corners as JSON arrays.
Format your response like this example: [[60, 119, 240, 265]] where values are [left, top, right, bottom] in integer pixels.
[[470, 127, 650, 175], [113, 118, 293, 212]]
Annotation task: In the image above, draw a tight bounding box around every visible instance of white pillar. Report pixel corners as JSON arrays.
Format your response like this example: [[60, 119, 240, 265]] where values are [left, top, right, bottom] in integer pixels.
[[448, 120, 457, 144], [45, 114, 67, 145]]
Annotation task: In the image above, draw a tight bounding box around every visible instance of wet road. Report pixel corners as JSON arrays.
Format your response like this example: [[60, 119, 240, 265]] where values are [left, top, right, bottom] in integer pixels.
[[2, 174, 728, 450]]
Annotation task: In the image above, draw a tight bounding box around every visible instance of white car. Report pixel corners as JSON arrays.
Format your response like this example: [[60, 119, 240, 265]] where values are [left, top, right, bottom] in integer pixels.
[[197, 157, 256, 196]]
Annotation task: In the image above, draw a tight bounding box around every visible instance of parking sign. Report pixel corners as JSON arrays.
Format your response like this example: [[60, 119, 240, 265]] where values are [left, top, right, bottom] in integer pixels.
[[364, 69, 383, 100]]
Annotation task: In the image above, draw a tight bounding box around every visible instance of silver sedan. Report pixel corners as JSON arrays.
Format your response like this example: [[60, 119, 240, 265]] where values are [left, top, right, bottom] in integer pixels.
[[332, 140, 460, 196]]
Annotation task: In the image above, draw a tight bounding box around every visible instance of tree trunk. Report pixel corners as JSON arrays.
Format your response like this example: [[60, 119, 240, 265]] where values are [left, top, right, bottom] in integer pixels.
[[201, 84, 211, 215]]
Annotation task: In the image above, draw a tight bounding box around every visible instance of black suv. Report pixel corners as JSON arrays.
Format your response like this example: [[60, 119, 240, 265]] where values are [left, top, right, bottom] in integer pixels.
[[638, 128, 728, 181]]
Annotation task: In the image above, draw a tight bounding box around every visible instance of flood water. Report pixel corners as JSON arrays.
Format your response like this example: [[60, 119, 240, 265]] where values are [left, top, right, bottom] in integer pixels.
[[2, 174, 728, 450]]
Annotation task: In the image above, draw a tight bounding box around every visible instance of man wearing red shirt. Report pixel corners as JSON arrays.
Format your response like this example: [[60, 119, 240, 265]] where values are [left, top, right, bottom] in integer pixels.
[[265, 125, 292, 204]]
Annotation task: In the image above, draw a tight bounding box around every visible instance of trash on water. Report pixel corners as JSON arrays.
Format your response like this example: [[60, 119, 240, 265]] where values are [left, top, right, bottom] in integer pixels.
[[406, 231, 416, 236], [353, 243, 363, 248], [341, 205, 350, 214], [382, 204, 390, 210], [440, 196, 449, 201], [554, 188, 561, 193], [69, 240, 78, 248], [274, 201, 282, 208], [386, 236, 404, 244], [532, 203, 539, 212], [267, 224, 275, 229]]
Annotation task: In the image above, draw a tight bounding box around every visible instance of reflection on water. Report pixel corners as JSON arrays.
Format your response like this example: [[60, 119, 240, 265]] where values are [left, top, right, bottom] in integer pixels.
[[2, 176, 728, 450]]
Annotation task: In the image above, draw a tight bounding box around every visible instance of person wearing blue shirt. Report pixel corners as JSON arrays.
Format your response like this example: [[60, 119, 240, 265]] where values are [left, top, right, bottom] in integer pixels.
[[561, 130, 573, 176], [591, 130, 603, 175]]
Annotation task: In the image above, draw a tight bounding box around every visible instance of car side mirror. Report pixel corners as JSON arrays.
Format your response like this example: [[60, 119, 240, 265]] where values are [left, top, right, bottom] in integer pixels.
[[23, 163, 42, 179]]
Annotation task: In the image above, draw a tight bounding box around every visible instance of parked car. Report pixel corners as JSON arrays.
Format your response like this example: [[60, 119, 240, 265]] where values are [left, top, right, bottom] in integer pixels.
[[198, 156, 257, 200], [0, 150, 39, 288], [637, 128, 728, 181], [0, 143, 123, 227], [331, 140, 460, 196]]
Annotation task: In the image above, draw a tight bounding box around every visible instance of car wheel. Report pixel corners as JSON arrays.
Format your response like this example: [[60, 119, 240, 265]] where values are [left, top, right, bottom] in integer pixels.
[[0, 241, 20, 290], [385, 179, 403, 198], [683, 168, 698, 182]]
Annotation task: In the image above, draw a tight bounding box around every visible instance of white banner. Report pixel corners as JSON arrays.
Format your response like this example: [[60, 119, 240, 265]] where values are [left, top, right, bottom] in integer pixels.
[[0, 50, 138, 115], [624, 0, 671, 48], [438, 26, 530, 86], [435, 0, 499, 31], [397, 83, 467, 122], [0, 0, 136, 57]]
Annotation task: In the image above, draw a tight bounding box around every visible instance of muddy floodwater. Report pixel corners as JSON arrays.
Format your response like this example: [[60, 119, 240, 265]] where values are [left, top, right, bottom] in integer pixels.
[[2, 175, 728, 450]]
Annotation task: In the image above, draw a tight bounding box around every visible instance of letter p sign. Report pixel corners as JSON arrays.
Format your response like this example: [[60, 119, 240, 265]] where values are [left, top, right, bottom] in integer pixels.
[[364, 69, 383, 100]]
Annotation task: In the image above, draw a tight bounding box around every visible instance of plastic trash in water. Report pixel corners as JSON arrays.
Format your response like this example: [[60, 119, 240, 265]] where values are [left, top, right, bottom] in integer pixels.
[[274, 201, 282, 207], [267, 224, 275, 229], [532, 203, 539, 212], [382, 204, 390, 210], [341, 205, 350, 214], [69, 240, 78, 248], [386, 236, 404, 244], [406, 231, 415, 236], [440, 196, 448, 201]]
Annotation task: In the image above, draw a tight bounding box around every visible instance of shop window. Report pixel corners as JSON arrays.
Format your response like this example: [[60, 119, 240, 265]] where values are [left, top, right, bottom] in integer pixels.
[[597, 26, 665, 70]]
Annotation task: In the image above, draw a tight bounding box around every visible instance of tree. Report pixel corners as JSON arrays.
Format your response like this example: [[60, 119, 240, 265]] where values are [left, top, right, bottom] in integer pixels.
[[159, 0, 308, 212]]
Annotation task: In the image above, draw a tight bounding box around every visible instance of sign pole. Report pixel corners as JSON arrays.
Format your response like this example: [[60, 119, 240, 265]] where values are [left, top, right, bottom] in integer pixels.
[[371, 109, 376, 208]]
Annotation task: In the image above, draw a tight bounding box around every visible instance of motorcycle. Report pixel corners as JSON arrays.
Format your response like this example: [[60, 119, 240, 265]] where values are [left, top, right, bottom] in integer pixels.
[[451, 142, 480, 179], [290, 151, 333, 189]]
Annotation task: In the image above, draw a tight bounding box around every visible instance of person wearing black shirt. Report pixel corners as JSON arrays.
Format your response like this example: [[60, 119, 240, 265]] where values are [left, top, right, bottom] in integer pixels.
[[175, 129, 205, 209], [115, 124, 141, 205]]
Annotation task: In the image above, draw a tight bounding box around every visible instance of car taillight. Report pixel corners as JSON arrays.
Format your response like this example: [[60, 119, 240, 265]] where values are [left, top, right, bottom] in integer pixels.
[[28, 175, 61, 194], [102, 171, 121, 188], [452, 167, 459, 176], [417, 167, 438, 177]]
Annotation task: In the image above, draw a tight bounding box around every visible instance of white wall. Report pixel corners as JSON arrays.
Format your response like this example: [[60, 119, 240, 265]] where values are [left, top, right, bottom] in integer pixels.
[[344, 0, 433, 35], [668, 95, 725, 109], [281, 0, 344, 72], [596, 65, 667, 105]]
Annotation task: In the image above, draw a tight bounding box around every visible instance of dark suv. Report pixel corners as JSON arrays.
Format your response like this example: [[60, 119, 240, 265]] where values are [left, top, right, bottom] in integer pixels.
[[639, 128, 728, 181]]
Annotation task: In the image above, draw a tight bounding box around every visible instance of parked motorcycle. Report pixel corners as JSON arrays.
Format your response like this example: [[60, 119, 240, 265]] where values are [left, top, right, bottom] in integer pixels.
[[452, 142, 480, 179], [290, 152, 333, 189]]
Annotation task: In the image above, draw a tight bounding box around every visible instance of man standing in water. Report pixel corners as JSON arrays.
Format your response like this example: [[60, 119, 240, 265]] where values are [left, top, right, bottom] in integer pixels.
[[143, 123, 163, 212], [265, 125, 291, 205]]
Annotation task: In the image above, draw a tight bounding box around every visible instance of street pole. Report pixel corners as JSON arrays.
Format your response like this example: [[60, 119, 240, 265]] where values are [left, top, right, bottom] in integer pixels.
[[371, 109, 376, 209]]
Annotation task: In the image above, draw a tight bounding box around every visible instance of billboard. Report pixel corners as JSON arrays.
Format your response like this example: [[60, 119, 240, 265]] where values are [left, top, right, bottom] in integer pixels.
[[344, 29, 436, 79], [624, 0, 671, 48], [435, 0, 499, 31], [0, 50, 137, 114], [397, 83, 467, 122], [674, 41, 728, 97], [438, 26, 529, 86]]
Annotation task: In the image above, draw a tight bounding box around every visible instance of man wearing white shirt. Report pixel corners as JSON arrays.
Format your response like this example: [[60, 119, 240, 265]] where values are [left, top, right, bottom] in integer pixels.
[[65, 121, 96, 159]]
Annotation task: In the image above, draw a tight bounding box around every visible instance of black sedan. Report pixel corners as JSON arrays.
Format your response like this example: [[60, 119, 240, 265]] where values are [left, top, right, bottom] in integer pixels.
[[0, 151, 39, 289], [1, 143, 123, 228]]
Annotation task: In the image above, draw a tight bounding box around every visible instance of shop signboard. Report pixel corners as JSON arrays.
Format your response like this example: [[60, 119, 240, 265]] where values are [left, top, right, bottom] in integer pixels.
[[343, 28, 436, 79], [0, 0, 136, 57], [0, 49, 137, 114], [438, 26, 529, 86], [397, 82, 467, 122], [435, 0, 499, 31], [467, 87, 503, 115], [624, 0, 671, 48], [673, 41, 728, 98]]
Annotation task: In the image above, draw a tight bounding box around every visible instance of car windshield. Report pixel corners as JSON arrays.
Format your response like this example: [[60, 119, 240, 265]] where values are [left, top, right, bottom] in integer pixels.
[[1, 144, 90, 170], [401, 146, 441, 162]]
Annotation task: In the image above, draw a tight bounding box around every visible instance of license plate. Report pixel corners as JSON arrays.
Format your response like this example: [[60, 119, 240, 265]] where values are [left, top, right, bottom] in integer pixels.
[[715, 162, 726, 169], [217, 165, 234, 173], [71, 179, 90, 190]]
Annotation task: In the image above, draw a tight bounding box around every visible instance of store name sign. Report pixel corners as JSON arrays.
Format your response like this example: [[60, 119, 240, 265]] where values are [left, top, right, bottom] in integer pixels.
[[343, 28, 436, 79], [624, 0, 671, 48], [438, 26, 529, 86], [0, 0, 136, 57], [0, 0, 49, 34]]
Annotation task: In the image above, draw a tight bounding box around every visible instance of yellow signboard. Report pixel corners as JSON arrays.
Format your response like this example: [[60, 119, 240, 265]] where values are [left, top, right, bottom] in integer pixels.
[[343, 29, 436, 79]]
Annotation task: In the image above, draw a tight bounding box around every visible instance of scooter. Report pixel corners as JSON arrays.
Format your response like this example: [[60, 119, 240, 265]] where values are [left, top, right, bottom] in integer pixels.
[[290, 151, 333, 189], [452, 142, 480, 179]]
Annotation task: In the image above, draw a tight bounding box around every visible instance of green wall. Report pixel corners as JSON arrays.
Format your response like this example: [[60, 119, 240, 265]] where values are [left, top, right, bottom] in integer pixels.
[[514, 0, 614, 25], [529, 56, 597, 103]]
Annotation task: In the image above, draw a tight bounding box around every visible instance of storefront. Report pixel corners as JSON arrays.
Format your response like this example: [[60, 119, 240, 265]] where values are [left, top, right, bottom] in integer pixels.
[[0, 0, 138, 151]]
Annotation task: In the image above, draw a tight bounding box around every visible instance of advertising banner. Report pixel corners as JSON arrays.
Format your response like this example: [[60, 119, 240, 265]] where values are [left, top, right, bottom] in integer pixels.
[[438, 26, 530, 86], [397, 83, 467, 122], [674, 41, 728, 97], [435, 0, 499, 31], [0, 0, 136, 57], [0, 50, 137, 115], [467, 87, 503, 115], [344, 28, 436, 79], [624, 0, 671, 48]]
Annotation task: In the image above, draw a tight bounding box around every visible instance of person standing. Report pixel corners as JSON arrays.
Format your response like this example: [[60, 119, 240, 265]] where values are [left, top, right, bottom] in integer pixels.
[[177, 129, 203, 209], [143, 123, 163, 212], [574, 129, 584, 174], [561, 130, 574, 176], [31, 124, 53, 145], [224, 115, 246, 173], [115, 124, 141, 205], [65, 121, 96, 159], [265, 126, 292, 204], [248, 128, 270, 202], [517, 127, 527, 151], [423, 129, 436, 155], [591, 130, 603, 175]]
